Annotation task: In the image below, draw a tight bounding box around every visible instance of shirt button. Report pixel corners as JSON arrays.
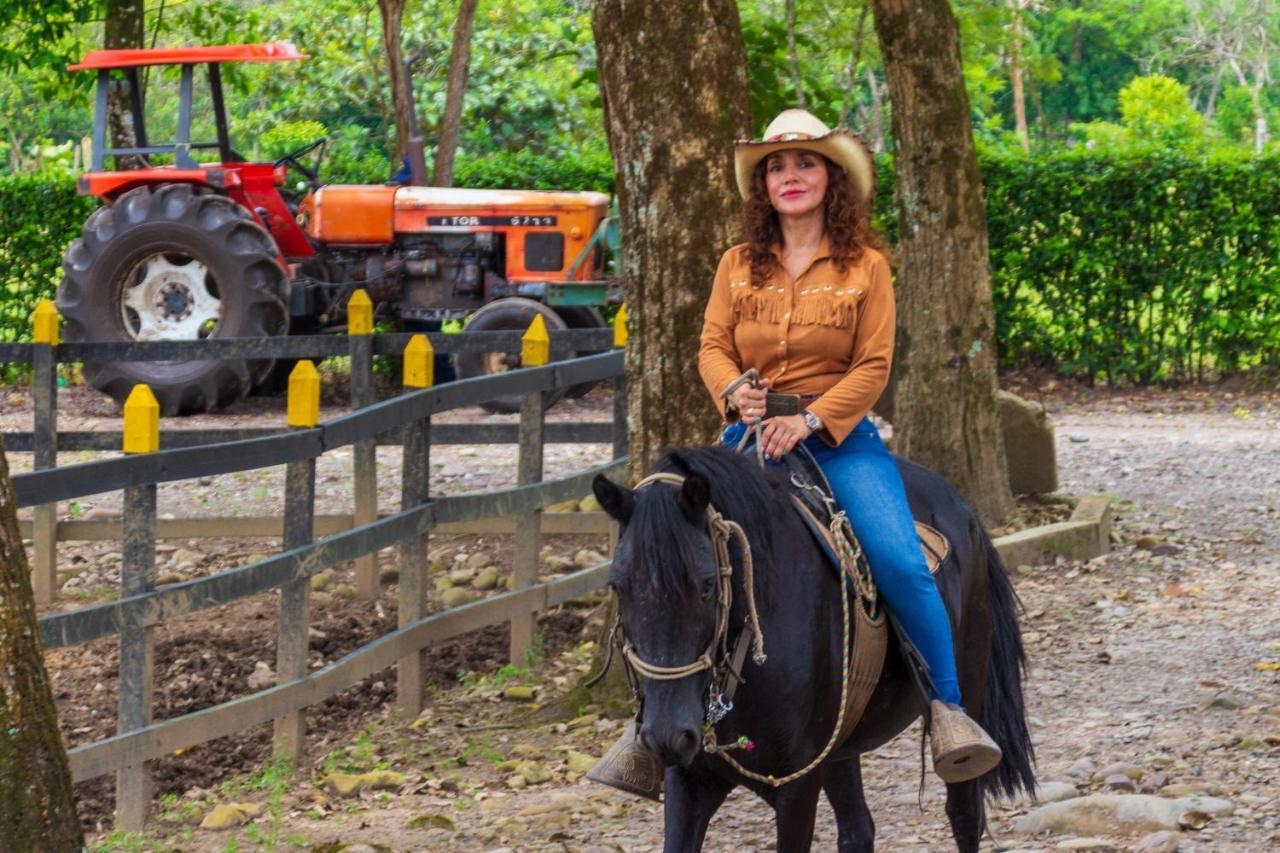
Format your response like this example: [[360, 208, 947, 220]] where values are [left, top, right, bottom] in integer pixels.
[[784, 312, 790, 319]]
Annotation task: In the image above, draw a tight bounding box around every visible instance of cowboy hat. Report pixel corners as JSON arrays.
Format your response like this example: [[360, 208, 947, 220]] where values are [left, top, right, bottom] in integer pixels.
[[734, 109, 875, 203]]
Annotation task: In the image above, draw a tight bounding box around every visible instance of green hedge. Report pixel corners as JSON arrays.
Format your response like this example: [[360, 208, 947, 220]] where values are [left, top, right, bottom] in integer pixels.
[[0, 175, 95, 344], [983, 148, 1280, 382], [4, 149, 1279, 384]]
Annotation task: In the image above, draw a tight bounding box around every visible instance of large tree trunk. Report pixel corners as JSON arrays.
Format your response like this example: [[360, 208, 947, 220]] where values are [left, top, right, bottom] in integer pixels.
[[0, 440, 82, 849], [378, 0, 413, 160], [593, 0, 752, 478], [870, 0, 1014, 524], [432, 0, 479, 187], [105, 0, 145, 169]]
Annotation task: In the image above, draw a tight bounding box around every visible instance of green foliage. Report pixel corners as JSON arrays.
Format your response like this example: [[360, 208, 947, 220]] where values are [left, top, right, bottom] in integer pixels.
[[1118, 75, 1205, 145], [0, 174, 94, 343], [983, 147, 1280, 382], [454, 144, 613, 193]]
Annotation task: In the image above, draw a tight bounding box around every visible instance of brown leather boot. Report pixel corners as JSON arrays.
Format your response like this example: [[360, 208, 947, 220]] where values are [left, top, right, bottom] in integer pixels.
[[585, 719, 664, 801], [929, 700, 1003, 783]]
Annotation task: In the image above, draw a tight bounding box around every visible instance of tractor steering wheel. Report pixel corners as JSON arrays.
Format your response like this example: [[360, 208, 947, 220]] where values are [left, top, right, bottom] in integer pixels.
[[274, 138, 328, 189]]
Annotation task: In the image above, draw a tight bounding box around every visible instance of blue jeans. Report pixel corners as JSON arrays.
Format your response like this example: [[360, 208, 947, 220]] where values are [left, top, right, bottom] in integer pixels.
[[721, 418, 961, 705]]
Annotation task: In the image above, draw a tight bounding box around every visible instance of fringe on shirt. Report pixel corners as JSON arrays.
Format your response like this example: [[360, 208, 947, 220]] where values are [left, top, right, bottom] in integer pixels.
[[732, 291, 858, 329]]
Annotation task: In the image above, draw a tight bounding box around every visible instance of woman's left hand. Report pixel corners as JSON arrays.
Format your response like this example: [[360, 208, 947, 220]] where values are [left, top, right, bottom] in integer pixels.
[[760, 413, 812, 459]]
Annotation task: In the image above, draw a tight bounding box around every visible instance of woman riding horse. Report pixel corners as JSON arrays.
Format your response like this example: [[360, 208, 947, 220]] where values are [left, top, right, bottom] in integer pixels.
[[595, 108, 1002, 794]]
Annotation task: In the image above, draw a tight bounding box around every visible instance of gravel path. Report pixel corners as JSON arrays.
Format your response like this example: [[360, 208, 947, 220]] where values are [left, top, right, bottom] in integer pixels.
[[47, 387, 1280, 851]]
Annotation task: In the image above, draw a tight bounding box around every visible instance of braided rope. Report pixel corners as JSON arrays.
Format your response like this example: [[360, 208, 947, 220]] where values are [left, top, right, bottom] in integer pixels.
[[703, 514, 872, 788]]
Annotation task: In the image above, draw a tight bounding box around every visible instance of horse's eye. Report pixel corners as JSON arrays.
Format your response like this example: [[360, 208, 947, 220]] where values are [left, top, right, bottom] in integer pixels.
[[701, 577, 716, 600]]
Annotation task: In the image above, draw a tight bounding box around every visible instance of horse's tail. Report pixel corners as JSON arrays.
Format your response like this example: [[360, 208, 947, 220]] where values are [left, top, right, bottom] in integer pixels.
[[979, 528, 1036, 799]]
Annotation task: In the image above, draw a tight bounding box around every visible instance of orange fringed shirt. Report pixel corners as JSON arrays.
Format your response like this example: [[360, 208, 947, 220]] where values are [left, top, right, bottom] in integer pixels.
[[698, 239, 894, 446]]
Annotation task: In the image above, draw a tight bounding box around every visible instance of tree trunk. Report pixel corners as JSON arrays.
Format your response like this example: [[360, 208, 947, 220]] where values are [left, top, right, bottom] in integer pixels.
[[1009, 0, 1030, 151], [105, 0, 145, 169], [870, 0, 1014, 524], [378, 0, 413, 160], [841, 3, 871, 126], [593, 0, 753, 479], [433, 0, 479, 187], [785, 0, 806, 108], [0, 439, 82, 849], [861, 66, 886, 152]]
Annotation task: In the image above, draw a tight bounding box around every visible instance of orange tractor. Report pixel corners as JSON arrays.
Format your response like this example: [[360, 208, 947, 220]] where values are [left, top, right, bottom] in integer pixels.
[[58, 43, 615, 415]]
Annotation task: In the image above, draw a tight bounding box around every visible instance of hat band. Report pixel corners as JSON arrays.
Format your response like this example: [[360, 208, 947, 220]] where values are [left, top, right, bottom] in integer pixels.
[[763, 131, 816, 143]]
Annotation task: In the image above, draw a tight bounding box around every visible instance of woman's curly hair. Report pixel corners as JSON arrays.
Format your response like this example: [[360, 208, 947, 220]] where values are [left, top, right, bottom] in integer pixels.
[[742, 154, 885, 286]]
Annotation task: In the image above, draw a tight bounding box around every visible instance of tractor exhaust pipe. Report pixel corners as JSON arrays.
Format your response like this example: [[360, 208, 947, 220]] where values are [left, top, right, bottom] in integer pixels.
[[404, 53, 429, 187]]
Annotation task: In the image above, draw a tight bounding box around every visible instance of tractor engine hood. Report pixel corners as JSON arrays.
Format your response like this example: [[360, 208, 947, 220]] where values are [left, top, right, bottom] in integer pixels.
[[301, 185, 610, 247]]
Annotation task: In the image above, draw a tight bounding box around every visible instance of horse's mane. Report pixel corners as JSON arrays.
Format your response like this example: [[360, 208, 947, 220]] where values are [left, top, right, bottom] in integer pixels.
[[625, 445, 796, 608]]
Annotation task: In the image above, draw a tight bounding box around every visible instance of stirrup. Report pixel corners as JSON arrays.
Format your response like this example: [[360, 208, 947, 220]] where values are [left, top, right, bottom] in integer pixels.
[[585, 719, 664, 801], [929, 700, 1003, 783]]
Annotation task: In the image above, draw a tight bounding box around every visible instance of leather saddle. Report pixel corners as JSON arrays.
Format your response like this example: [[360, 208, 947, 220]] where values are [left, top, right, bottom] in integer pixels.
[[782, 443, 951, 576], [732, 434, 953, 743]]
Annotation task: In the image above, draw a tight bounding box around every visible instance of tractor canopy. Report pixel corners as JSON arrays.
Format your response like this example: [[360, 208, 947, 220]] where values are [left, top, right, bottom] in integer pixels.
[[69, 43, 307, 179]]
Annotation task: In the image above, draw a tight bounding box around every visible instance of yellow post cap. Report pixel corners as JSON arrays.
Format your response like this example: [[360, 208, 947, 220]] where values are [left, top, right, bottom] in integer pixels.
[[521, 313, 550, 367], [403, 334, 434, 388], [613, 303, 628, 347], [347, 289, 373, 335], [287, 360, 321, 427], [123, 385, 160, 454], [33, 299, 60, 346]]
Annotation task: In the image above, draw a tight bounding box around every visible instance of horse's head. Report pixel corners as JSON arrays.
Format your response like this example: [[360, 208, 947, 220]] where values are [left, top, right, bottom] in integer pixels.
[[593, 471, 721, 767]]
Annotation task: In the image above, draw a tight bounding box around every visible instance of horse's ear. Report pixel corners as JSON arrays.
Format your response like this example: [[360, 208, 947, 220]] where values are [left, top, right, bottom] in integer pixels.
[[677, 472, 711, 525], [593, 474, 634, 522]]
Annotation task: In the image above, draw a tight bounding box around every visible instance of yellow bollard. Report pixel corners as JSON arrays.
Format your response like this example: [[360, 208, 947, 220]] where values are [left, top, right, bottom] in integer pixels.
[[403, 334, 433, 388], [33, 298, 60, 346], [123, 385, 159, 454], [521, 313, 550, 366], [287, 360, 321, 427], [613, 303, 628, 348], [347, 289, 373, 335]]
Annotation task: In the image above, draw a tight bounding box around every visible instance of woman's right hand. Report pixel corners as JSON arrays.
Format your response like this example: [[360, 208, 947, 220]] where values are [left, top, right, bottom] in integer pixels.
[[729, 377, 770, 423]]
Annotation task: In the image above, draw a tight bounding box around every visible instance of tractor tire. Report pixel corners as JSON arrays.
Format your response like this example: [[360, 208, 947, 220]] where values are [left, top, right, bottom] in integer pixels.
[[554, 306, 608, 399], [57, 184, 289, 416], [454, 298, 571, 414]]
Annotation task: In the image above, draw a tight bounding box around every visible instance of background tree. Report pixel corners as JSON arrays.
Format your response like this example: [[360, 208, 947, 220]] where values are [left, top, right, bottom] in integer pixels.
[[432, 0, 479, 186], [378, 0, 414, 161], [104, 0, 144, 167], [592, 0, 752, 475], [0, 441, 82, 849], [871, 0, 1015, 524]]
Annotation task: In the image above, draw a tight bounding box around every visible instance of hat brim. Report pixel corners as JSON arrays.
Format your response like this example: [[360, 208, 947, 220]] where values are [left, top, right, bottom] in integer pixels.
[[734, 128, 875, 203]]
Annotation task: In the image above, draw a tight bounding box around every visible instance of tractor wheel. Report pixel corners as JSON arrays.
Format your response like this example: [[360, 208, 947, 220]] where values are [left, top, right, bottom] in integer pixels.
[[57, 184, 289, 416], [454, 298, 571, 414], [554, 306, 608, 399]]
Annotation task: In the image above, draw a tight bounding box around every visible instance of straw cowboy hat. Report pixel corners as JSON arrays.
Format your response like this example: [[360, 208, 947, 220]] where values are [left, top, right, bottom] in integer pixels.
[[734, 109, 875, 203]]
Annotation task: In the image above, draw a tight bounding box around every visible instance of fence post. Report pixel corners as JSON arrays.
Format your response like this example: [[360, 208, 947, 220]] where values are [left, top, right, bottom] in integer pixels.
[[275, 361, 319, 767], [347, 289, 379, 600], [31, 299, 59, 604], [397, 335, 432, 718], [510, 320, 548, 665], [116, 384, 159, 832], [612, 304, 629, 461]]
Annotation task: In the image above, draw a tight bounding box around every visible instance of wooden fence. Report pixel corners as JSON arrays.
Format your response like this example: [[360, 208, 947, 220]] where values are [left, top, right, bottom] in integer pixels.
[[7, 320, 627, 832], [4, 316, 621, 604]]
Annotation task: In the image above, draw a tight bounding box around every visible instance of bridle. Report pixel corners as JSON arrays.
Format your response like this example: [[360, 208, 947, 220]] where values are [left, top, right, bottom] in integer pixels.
[[600, 472, 767, 725]]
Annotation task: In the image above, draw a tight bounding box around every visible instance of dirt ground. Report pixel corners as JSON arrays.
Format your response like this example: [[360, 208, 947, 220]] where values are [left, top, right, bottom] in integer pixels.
[[10, 377, 1280, 851]]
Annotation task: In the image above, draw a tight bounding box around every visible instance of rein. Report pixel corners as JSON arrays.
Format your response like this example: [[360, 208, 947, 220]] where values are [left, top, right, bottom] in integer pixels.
[[598, 470, 865, 789]]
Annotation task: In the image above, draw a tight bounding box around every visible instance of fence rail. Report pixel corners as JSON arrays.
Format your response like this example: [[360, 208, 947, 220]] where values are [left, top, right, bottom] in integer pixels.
[[10, 305, 629, 832]]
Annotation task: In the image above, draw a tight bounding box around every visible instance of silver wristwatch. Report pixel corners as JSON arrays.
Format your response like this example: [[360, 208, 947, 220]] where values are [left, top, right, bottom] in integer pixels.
[[802, 409, 823, 432]]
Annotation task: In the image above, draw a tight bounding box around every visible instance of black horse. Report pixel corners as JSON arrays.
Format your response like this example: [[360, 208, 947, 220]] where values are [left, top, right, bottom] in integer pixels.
[[592, 445, 1035, 852]]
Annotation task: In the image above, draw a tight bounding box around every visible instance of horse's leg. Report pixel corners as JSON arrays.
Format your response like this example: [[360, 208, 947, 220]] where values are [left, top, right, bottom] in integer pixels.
[[772, 773, 823, 853], [662, 766, 733, 853], [821, 758, 875, 853], [943, 779, 984, 853]]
